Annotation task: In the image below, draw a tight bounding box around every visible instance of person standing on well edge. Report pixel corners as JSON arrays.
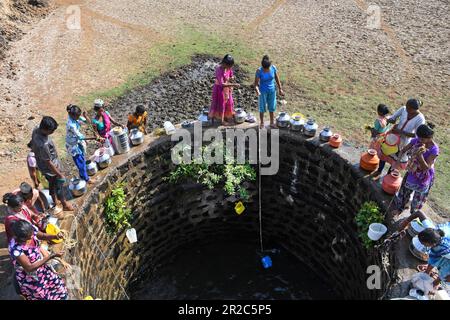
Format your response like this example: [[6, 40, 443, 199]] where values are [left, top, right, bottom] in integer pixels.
[[254, 55, 284, 129], [31, 116, 74, 212]]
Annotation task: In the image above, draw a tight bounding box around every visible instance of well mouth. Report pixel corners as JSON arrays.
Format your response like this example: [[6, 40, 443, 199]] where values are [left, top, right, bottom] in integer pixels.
[[69, 128, 391, 300]]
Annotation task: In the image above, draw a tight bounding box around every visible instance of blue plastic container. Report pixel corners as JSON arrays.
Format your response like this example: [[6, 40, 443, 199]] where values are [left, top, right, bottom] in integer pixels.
[[261, 256, 272, 269]]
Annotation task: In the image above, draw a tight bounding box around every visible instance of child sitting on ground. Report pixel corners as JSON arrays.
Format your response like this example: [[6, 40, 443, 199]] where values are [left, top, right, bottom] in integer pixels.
[[368, 104, 390, 149], [127, 105, 148, 134]]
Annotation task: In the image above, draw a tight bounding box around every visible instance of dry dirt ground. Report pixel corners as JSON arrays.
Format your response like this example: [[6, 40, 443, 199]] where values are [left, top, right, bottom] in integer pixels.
[[0, 0, 448, 298]]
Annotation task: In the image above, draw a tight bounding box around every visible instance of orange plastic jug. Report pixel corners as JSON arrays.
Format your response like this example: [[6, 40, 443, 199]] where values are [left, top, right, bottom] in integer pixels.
[[382, 170, 402, 195], [360, 149, 380, 172]]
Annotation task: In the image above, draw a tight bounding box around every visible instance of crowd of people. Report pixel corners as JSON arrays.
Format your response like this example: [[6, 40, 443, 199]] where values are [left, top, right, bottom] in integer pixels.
[[1, 52, 447, 299], [3, 100, 148, 299]]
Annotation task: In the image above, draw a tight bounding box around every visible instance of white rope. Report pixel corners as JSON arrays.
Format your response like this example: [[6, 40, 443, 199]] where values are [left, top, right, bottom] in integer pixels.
[[258, 127, 264, 253]]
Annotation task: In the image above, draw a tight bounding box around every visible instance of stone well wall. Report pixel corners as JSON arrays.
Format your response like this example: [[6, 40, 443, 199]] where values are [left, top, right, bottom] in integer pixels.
[[67, 127, 393, 300]]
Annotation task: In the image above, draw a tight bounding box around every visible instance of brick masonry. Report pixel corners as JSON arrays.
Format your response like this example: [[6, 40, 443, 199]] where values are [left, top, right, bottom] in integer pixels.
[[66, 126, 394, 300]]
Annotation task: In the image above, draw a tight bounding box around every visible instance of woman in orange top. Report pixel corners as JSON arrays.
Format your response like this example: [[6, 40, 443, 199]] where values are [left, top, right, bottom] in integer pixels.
[[127, 105, 148, 134]]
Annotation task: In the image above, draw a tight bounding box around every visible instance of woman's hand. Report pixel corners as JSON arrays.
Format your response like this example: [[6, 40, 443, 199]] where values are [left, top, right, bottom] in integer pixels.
[[279, 88, 285, 96], [82, 111, 88, 119], [56, 232, 65, 240], [51, 251, 65, 259], [255, 87, 261, 96]]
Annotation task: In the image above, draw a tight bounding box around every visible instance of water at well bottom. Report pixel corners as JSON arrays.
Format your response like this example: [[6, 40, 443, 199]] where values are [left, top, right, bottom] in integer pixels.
[[133, 241, 339, 300]]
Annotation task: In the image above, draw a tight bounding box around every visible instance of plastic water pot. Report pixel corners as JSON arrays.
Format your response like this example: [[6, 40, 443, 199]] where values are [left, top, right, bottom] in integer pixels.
[[126, 228, 138, 244], [367, 223, 387, 241], [234, 201, 245, 215], [46, 223, 63, 244], [261, 256, 272, 269]]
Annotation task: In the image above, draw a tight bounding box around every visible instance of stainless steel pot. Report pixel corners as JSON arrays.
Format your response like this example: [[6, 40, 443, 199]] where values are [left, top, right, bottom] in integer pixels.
[[234, 108, 247, 124], [95, 148, 112, 169], [69, 178, 87, 197], [409, 236, 429, 262], [198, 108, 211, 127], [276, 112, 291, 128], [290, 115, 305, 132], [304, 119, 318, 137], [319, 127, 333, 142], [130, 128, 144, 146], [111, 127, 130, 154], [86, 160, 98, 176]]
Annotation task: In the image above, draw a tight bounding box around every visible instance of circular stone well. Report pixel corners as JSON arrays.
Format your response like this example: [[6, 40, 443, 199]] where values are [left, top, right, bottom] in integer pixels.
[[67, 127, 393, 300]]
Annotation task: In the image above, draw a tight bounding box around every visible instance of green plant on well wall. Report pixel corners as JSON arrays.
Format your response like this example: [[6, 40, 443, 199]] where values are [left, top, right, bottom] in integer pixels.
[[104, 182, 132, 235], [355, 201, 384, 249], [166, 142, 256, 201]]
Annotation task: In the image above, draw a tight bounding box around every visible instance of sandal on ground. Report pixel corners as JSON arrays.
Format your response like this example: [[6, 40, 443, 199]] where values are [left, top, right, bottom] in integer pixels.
[[259, 123, 265, 129], [269, 124, 278, 129]]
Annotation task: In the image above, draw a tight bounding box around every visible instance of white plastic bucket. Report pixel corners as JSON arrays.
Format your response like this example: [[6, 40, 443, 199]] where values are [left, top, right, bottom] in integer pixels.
[[163, 121, 176, 135], [368, 223, 387, 241], [126, 228, 138, 244]]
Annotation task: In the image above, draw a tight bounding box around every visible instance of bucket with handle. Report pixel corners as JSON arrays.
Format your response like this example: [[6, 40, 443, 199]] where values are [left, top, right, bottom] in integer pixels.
[[235, 201, 245, 215], [368, 223, 387, 241]]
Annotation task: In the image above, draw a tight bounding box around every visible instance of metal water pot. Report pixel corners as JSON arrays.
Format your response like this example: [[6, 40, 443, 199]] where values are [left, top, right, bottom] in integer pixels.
[[234, 108, 247, 124], [86, 160, 98, 176], [198, 108, 211, 127], [69, 178, 87, 197], [111, 127, 130, 154], [319, 127, 333, 142], [290, 115, 305, 132], [130, 128, 144, 146], [409, 236, 429, 262], [304, 119, 318, 137], [276, 112, 291, 128], [95, 148, 112, 169]]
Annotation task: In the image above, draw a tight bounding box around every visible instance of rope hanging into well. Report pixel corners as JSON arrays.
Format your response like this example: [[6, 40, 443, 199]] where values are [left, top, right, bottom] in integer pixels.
[[258, 127, 264, 253]]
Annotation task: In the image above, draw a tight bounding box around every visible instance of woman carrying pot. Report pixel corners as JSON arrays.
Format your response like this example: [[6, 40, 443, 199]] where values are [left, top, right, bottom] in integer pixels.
[[254, 55, 284, 129], [9, 220, 68, 300], [209, 54, 240, 126], [374, 98, 425, 178], [66, 105, 103, 184], [391, 124, 439, 216]]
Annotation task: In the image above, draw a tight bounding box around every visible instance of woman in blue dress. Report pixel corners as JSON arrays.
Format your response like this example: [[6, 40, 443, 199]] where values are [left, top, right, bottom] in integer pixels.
[[254, 55, 285, 129]]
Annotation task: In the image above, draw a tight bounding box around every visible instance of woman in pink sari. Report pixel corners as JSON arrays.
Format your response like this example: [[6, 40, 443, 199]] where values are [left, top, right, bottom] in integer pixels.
[[85, 99, 123, 143], [209, 54, 240, 125]]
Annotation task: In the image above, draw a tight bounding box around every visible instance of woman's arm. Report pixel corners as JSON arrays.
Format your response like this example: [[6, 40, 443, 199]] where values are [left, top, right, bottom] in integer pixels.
[[16, 251, 62, 273], [275, 72, 284, 96], [109, 116, 123, 128], [417, 152, 437, 171], [397, 141, 414, 159], [387, 107, 403, 124], [36, 231, 63, 242], [254, 75, 261, 96]]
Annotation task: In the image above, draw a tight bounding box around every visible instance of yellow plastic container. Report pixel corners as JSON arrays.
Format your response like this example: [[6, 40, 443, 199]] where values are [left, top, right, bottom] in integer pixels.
[[235, 202, 245, 215], [84, 296, 94, 300], [291, 112, 306, 120], [45, 223, 63, 244]]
